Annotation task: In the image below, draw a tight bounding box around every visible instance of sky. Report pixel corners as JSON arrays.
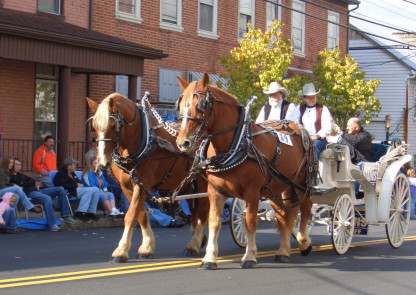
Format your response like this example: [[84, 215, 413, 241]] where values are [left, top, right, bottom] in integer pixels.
[[348, 0, 416, 68], [349, 0, 416, 43]]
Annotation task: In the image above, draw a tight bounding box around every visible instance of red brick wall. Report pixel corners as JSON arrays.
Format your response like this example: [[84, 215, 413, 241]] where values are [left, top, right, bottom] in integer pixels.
[[3, 0, 36, 13], [90, 0, 350, 98], [3, 0, 90, 28], [0, 59, 35, 139]]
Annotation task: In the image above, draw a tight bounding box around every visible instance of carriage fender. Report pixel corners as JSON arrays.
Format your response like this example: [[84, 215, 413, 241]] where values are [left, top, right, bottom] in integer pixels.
[[378, 154, 412, 222]]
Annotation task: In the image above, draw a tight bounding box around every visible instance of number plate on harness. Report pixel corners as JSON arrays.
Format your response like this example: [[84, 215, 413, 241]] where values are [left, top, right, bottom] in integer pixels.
[[274, 131, 293, 146]]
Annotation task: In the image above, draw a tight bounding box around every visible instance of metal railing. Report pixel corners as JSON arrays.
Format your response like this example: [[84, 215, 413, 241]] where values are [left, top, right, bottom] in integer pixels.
[[1, 139, 90, 175]]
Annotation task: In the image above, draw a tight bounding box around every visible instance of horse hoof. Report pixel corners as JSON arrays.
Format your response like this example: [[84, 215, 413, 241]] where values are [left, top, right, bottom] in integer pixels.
[[183, 249, 199, 256], [110, 256, 128, 263], [300, 244, 312, 256], [199, 262, 217, 270], [201, 235, 208, 249], [136, 253, 153, 259], [274, 255, 290, 263], [240, 260, 257, 269]]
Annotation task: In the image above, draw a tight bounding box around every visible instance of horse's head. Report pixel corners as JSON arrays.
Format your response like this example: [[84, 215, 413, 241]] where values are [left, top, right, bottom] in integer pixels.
[[175, 73, 213, 152], [86, 93, 137, 168]]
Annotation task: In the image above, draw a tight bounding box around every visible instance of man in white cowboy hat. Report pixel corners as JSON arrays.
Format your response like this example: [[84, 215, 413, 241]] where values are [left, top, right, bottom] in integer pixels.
[[289, 82, 333, 160], [255, 82, 296, 124]]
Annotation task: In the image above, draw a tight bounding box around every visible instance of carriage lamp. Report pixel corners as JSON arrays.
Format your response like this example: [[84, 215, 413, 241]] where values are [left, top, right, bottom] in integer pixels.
[[385, 115, 391, 141]]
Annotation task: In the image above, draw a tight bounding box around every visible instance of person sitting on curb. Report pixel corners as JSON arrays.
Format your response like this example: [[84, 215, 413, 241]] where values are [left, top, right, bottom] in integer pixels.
[[145, 198, 185, 228], [32, 135, 57, 188], [0, 155, 42, 214], [0, 192, 18, 234], [53, 158, 100, 222], [10, 158, 77, 230], [82, 156, 123, 217]]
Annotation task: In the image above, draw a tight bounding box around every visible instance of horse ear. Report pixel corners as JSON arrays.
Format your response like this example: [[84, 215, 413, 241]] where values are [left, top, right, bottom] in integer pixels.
[[86, 97, 99, 112], [177, 76, 189, 91], [201, 72, 210, 88]]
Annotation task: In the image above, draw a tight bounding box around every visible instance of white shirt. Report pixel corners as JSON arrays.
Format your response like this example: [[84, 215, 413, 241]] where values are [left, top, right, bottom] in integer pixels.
[[289, 105, 332, 138], [255, 101, 296, 124]]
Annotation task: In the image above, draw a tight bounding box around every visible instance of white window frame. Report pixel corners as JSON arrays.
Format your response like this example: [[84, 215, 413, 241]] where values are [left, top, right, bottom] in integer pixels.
[[115, 0, 142, 24], [197, 0, 219, 39], [327, 11, 340, 50], [160, 0, 184, 32], [266, 0, 281, 29], [238, 0, 256, 40], [291, 0, 305, 57]]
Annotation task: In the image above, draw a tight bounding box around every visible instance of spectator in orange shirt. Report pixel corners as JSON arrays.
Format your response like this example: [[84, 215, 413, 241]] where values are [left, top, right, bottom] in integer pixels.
[[32, 135, 57, 188]]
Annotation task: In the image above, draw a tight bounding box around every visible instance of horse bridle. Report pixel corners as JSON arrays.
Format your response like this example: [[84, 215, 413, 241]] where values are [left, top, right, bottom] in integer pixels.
[[177, 89, 214, 147], [91, 107, 141, 144]]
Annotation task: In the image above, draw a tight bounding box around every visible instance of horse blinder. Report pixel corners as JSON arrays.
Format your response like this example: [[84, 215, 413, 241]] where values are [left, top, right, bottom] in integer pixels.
[[196, 97, 208, 113]]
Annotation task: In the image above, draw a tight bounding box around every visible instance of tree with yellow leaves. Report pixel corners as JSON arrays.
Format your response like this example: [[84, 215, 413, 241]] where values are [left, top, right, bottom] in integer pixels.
[[219, 20, 293, 112]]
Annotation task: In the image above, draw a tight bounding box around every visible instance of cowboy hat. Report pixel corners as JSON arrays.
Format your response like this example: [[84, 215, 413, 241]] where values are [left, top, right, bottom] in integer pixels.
[[263, 82, 289, 97], [299, 83, 320, 97]]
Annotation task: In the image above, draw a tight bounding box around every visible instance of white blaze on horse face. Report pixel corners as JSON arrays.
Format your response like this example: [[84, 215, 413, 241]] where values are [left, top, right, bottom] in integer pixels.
[[97, 132, 108, 166], [180, 106, 190, 132]]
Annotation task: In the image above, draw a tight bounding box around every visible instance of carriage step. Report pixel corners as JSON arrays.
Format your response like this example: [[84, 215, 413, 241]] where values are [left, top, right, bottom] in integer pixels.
[[311, 186, 337, 196]]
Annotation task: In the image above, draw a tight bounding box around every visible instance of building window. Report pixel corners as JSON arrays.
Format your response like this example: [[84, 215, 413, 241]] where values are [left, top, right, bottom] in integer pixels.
[[116, 0, 142, 24], [239, 0, 255, 39], [198, 0, 218, 39], [266, 0, 280, 29], [35, 64, 58, 141], [160, 0, 183, 32], [37, 0, 61, 15], [291, 0, 305, 56], [115, 75, 142, 100], [159, 68, 182, 103], [328, 11, 340, 50]]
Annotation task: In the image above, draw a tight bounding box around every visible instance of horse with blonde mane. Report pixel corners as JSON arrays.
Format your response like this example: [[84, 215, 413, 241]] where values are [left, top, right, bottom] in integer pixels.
[[86, 93, 209, 262], [175, 73, 316, 269]]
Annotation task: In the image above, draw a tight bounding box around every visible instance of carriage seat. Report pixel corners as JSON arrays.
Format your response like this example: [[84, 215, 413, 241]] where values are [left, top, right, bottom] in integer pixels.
[[371, 143, 390, 162]]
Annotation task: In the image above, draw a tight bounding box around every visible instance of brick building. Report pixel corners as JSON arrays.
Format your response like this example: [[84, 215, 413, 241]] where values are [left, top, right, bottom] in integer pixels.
[[0, 0, 357, 171]]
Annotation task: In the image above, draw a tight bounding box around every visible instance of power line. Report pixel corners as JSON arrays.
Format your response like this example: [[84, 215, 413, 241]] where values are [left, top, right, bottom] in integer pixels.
[[367, 0, 416, 22], [403, 0, 416, 5], [263, 0, 416, 49], [299, 0, 415, 35]]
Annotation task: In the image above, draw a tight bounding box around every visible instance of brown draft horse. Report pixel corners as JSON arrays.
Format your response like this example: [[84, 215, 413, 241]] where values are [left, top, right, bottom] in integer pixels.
[[175, 73, 315, 269], [86, 93, 209, 262]]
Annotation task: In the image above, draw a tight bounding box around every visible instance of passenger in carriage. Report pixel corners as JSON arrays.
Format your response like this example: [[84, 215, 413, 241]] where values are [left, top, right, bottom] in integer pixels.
[[406, 168, 416, 219], [255, 82, 296, 124], [289, 83, 333, 160], [337, 117, 373, 164]]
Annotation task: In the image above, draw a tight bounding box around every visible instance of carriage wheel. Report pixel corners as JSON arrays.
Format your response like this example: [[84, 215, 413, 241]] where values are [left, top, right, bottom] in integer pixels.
[[386, 173, 411, 248], [230, 198, 248, 248], [331, 194, 355, 255], [292, 210, 315, 240]]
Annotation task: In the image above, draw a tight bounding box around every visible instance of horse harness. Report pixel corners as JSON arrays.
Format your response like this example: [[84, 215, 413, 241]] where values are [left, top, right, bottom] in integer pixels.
[[173, 87, 318, 209], [92, 102, 189, 190]]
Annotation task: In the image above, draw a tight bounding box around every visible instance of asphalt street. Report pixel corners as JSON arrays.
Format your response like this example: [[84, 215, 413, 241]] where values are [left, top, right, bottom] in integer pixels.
[[1, 220, 416, 295]]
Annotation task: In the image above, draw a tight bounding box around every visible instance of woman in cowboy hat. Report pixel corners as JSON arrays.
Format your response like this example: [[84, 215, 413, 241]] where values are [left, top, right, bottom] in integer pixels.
[[289, 83, 333, 160], [255, 82, 296, 124]]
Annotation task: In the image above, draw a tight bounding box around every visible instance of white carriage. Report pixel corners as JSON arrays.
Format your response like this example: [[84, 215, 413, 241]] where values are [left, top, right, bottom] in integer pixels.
[[230, 139, 413, 254]]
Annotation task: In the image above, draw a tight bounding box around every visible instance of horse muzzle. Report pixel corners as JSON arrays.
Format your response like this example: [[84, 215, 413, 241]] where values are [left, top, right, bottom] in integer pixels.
[[177, 136, 197, 152]]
